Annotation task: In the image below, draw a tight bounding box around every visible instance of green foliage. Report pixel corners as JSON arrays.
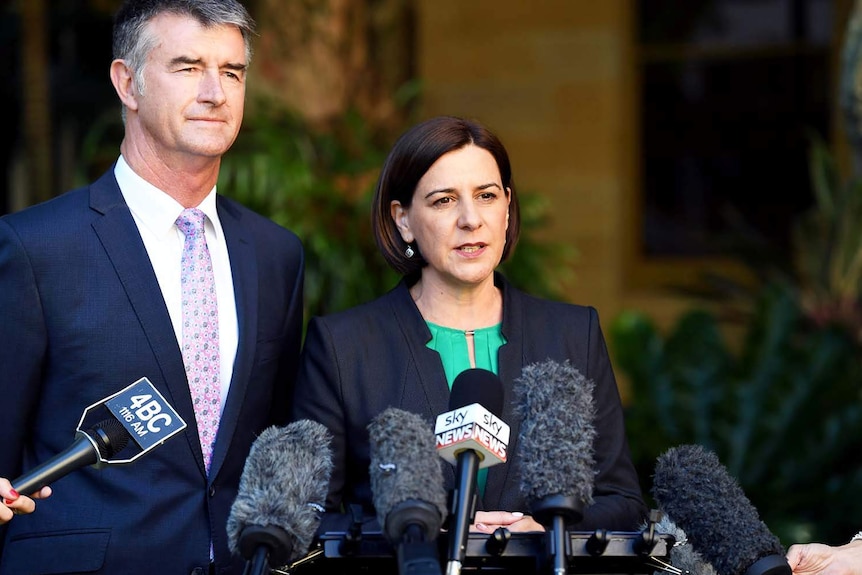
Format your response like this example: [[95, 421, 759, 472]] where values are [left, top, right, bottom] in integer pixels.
[[612, 284, 862, 546], [611, 129, 862, 546], [500, 193, 577, 301], [793, 135, 862, 343], [218, 105, 398, 323]]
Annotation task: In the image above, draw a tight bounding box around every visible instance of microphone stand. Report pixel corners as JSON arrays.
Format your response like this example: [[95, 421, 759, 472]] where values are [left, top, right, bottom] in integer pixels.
[[386, 500, 444, 575], [530, 494, 583, 575], [244, 546, 270, 575], [446, 449, 480, 575], [238, 525, 292, 575]]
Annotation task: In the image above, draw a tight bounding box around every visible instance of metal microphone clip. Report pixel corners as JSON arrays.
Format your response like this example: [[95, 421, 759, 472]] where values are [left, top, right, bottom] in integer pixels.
[[635, 509, 663, 555]]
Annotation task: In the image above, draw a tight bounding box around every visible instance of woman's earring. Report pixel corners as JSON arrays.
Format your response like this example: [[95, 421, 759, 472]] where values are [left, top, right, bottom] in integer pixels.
[[405, 244, 415, 258]]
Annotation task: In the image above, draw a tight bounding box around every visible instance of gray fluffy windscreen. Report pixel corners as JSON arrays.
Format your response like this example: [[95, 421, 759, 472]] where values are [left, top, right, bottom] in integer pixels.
[[648, 514, 717, 575], [513, 359, 597, 506], [226, 420, 333, 563], [368, 407, 448, 529]]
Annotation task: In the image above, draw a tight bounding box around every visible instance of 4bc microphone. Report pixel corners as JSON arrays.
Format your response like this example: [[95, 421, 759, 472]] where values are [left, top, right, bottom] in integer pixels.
[[435, 368, 509, 575], [11, 377, 187, 495], [12, 419, 129, 496]]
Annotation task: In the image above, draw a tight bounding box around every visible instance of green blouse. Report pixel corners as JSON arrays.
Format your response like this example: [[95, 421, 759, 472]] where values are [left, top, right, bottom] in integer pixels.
[[425, 322, 506, 499]]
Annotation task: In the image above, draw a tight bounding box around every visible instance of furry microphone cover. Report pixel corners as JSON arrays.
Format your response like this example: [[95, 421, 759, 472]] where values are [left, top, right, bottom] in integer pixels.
[[649, 514, 718, 575], [513, 359, 597, 508], [226, 420, 333, 563], [652, 444, 785, 575], [368, 407, 448, 533]]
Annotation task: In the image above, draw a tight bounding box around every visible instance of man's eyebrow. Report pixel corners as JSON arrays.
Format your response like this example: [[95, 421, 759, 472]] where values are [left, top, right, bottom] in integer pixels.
[[168, 56, 203, 67], [167, 56, 247, 72], [223, 62, 248, 72]]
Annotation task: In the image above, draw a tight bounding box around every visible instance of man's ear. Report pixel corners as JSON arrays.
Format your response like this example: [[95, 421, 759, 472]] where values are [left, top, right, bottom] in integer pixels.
[[110, 59, 139, 112]]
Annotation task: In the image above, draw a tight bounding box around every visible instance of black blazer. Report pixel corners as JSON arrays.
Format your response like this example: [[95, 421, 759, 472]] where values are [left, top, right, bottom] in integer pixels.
[[292, 273, 647, 532], [0, 167, 305, 575]]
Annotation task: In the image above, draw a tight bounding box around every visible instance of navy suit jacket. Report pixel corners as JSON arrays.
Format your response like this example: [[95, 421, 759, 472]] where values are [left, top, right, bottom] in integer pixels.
[[0, 168, 304, 575], [293, 273, 647, 533]]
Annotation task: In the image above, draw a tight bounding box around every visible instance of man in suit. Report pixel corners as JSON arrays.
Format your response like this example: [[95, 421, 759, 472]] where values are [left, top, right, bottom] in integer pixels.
[[0, 1, 304, 573]]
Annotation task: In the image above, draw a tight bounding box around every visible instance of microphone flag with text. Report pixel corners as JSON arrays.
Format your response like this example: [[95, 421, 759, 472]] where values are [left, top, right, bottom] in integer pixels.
[[11, 377, 187, 495], [435, 368, 509, 575], [226, 420, 333, 575], [514, 359, 597, 575], [652, 444, 791, 575], [369, 407, 447, 575]]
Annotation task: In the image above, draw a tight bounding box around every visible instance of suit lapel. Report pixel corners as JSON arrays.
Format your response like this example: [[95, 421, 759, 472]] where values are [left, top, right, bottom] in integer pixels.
[[484, 276, 523, 510], [389, 282, 450, 418], [388, 284, 455, 488], [207, 197, 257, 480], [88, 170, 205, 472]]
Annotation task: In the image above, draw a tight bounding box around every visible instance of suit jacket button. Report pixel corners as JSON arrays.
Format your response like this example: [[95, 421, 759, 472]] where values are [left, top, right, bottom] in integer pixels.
[[209, 485, 216, 497]]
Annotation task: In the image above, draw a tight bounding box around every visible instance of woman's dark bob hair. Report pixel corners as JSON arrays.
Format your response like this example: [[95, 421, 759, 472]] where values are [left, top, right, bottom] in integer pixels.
[[372, 115, 521, 277]]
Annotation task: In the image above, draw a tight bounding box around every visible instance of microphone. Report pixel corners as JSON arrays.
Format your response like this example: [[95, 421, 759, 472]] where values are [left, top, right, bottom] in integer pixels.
[[434, 368, 509, 575], [648, 514, 717, 575], [226, 420, 333, 575], [12, 419, 130, 496], [652, 444, 791, 575], [10, 377, 187, 495], [369, 407, 447, 575], [513, 359, 597, 575]]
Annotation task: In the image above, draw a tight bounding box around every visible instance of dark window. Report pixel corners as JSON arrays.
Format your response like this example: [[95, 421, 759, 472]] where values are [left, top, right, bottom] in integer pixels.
[[638, 0, 833, 256]]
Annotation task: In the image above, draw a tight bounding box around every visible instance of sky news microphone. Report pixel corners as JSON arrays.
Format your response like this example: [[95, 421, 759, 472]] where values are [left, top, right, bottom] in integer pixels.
[[226, 420, 333, 575], [435, 368, 509, 575], [11, 377, 186, 496], [514, 359, 597, 575], [369, 407, 447, 575], [652, 444, 790, 575]]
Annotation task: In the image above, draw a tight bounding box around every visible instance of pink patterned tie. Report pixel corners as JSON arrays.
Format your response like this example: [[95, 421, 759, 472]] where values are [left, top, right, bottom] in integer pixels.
[[176, 208, 221, 473]]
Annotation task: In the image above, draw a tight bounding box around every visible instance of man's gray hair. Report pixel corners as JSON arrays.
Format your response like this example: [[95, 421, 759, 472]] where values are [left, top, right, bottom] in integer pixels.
[[112, 0, 255, 96]]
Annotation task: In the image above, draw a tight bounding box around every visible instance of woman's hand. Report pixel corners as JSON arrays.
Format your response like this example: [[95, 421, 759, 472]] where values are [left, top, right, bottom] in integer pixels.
[[786, 540, 862, 575], [0, 478, 52, 524], [471, 511, 545, 533]]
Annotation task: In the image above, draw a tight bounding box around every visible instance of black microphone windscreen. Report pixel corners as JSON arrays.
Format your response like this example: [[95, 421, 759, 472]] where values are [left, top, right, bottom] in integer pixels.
[[449, 368, 503, 416], [513, 359, 596, 507], [11, 417, 133, 497], [226, 420, 333, 564], [652, 444, 785, 575], [649, 514, 717, 575], [368, 407, 447, 537], [88, 418, 130, 458]]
